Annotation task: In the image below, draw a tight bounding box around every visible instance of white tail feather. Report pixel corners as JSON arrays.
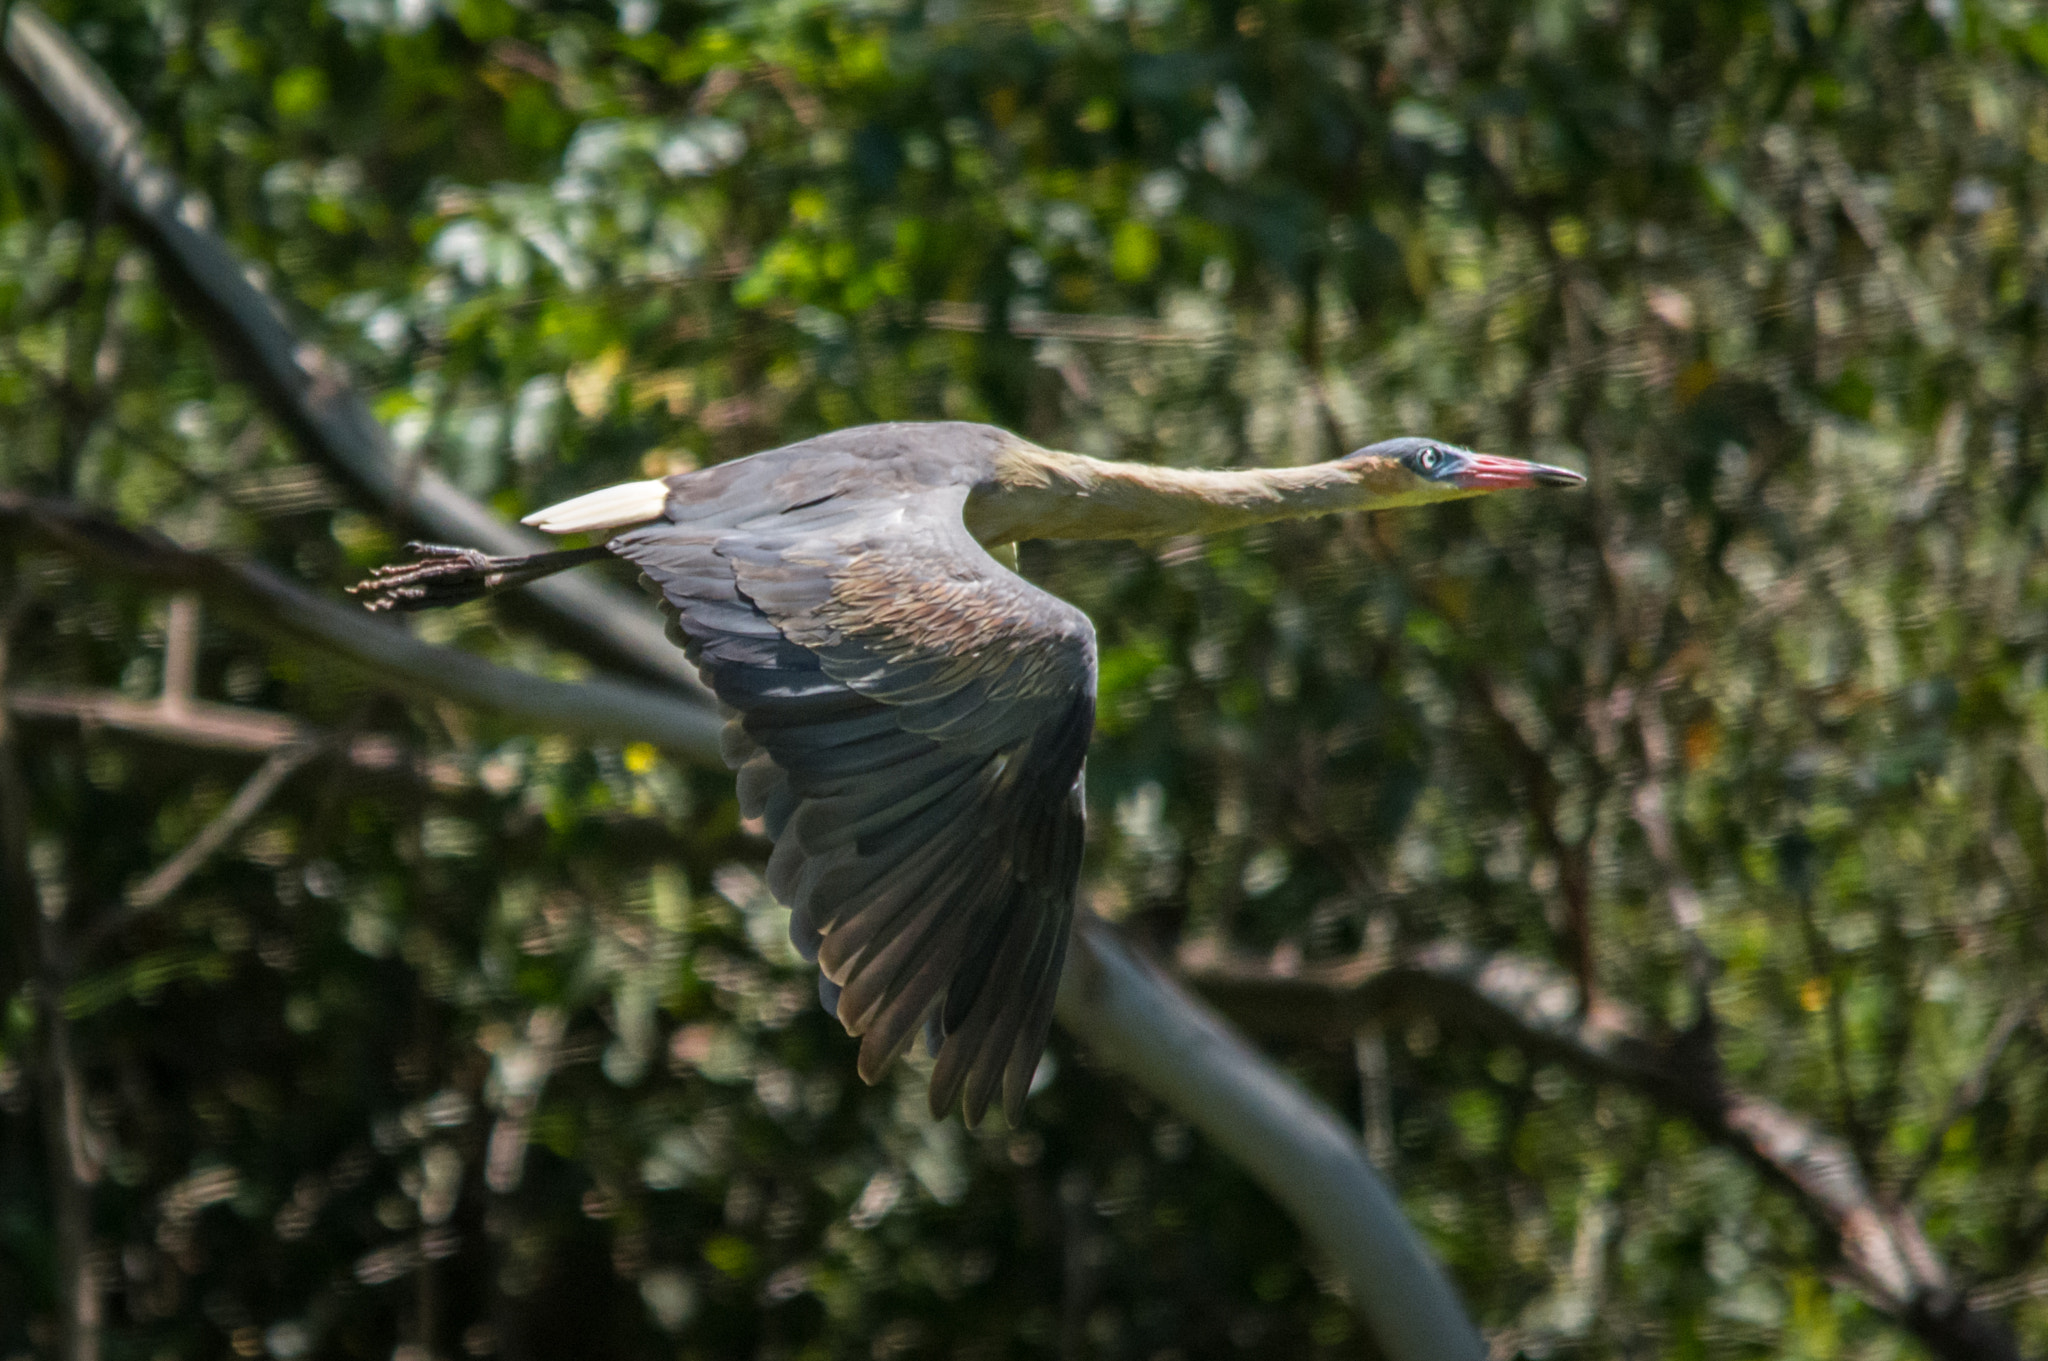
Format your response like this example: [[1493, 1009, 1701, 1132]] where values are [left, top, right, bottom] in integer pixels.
[[521, 479, 670, 535]]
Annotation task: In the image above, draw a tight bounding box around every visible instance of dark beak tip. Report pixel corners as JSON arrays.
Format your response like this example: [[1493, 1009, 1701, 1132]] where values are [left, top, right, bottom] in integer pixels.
[[1454, 453, 1588, 491]]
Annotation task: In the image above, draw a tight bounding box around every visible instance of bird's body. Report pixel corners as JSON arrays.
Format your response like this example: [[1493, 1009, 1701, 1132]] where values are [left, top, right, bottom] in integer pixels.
[[354, 421, 1583, 1125]]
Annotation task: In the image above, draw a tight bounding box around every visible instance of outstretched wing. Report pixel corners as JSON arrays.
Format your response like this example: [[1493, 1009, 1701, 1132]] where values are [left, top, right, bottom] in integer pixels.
[[611, 476, 1094, 1126]]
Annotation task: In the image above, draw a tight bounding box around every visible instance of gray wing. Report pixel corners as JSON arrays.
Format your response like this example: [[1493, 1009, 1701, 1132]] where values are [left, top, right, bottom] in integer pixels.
[[611, 471, 1094, 1127]]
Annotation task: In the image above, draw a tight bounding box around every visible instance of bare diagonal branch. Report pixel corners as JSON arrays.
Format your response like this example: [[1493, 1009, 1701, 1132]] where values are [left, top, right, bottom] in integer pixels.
[[1182, 942, 2022, 1361], [123, 737, 322, 913], [0, 2, 712, 703], [0, 493, 725, 762]]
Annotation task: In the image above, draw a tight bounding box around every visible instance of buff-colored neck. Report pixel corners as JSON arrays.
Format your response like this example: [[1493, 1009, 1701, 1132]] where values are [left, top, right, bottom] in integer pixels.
[[964, 445, 1441, 545]]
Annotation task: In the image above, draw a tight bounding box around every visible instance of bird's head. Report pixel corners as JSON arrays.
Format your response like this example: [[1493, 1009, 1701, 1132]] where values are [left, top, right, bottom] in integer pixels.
[[1341, 437, 1586, 508]]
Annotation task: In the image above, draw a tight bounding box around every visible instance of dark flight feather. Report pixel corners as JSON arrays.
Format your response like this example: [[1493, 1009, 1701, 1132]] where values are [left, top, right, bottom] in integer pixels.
[[609, 426, 1095, 1125]]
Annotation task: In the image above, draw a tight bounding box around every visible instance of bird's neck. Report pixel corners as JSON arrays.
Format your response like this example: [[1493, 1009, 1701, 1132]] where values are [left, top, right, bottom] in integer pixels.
[[965, 446, 1416, 545]]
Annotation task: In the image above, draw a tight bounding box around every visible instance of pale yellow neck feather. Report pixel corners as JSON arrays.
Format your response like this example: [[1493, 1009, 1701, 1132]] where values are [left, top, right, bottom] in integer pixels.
[[965, 446, 1427, 545]]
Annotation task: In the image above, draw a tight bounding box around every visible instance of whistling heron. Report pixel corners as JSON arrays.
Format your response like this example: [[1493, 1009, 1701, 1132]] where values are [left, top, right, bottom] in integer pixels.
[[354, 422, 1584, 1125]]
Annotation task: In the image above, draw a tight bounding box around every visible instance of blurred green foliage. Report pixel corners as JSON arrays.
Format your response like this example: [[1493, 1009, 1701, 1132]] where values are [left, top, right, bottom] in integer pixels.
[[3, 0, 2048, 1357]]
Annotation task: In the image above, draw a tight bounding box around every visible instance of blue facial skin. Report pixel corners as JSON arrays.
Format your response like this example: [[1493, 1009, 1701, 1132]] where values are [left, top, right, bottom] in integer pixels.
[[1350, 437, 1588, 490]]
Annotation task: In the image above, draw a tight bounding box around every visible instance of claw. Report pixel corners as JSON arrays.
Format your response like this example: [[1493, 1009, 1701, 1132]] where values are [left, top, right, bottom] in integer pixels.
[[347, 544, 532, 612]]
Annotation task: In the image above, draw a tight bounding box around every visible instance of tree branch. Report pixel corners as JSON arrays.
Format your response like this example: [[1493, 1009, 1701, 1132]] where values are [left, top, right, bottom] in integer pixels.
[[0, 493, 724, 762], [0, 1, 713, 703], [1812, 139, 1951, 351], [0, 579, 103, 1361], [1056, 920, 1487, 1361], [1628, 684, 1715, 995], [0, 580, 38, 1010], [122, 736, 322, 912], [12, 683, 309, 751], [1181, 941, 2022, 1361], [922, 300, 1226, 346], [1892, 991, 2036, 1205], [1467, 669, 1598, 1006], [6, 686, 491, 804]]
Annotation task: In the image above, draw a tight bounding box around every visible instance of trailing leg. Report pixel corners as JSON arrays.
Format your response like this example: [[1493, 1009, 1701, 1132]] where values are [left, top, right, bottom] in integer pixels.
[[347, 543, 612, 612]]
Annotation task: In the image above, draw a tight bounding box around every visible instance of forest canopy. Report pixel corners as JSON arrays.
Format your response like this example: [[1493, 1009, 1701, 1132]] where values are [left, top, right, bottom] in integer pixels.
[[2, 1, 2047, 1358]]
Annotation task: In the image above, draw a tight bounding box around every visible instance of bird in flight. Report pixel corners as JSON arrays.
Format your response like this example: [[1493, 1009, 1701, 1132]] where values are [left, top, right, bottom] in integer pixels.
[[353, 422, 1584, 1126]]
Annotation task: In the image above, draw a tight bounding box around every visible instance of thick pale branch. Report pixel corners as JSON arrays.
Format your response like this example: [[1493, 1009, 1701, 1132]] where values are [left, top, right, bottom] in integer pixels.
[[1181, 942, 2021, 1361], [0, 2, 711, 702], [1057, 922, 1486, 1361]]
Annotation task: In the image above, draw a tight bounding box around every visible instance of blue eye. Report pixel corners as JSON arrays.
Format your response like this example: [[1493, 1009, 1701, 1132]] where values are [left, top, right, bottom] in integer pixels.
[[1416, 448, 1441, 472]]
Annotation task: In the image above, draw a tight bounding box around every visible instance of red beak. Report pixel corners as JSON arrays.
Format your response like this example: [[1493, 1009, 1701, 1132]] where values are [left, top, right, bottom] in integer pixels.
[[1452, 454, 1587, 490]]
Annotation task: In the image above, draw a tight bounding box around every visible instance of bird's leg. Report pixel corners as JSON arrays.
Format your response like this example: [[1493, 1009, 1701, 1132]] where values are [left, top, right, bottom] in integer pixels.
[[347, 542, 612, 612]]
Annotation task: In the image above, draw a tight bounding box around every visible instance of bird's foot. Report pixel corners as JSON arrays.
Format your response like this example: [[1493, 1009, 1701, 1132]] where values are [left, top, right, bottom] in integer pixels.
[[347, 543, 503, 612]]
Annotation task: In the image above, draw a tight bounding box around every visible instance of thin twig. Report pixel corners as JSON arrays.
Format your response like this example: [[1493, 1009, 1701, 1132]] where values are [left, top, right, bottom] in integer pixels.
[[0, 576, 37, 1006], [1354, 1024, 1396, 1170], [12, 684, 313, 752], [922, 300, 1227, 346], [1630, 685, 1717, 1008], [1812, 139, 1951, 350], [7, 686, 471, 797], [1792, 880, 1870, 1171], [123, 736, 323, 913], [1469, 668, 1599, 1008], [42, 987, 103, 1361], [1892, 991, 2036, 1204]]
